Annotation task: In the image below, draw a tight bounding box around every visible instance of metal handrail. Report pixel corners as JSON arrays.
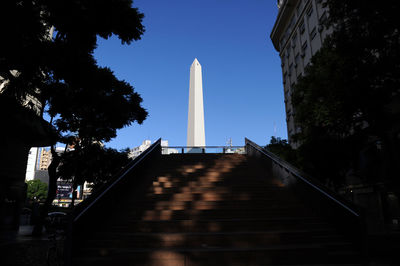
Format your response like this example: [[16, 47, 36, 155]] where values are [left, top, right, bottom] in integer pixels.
[[162, 146, 245, 154], [245, 138, 360, 217], [73, 138, 162, 222]]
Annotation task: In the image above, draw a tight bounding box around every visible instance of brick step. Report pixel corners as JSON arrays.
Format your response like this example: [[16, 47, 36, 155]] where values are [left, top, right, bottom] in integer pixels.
[[125, 208, 316, 221], [147, 186, 287, 194], [78, 230, 347, 249], [150, 180, 281, 188], [144, 189, 295, 196], [103, 217, 331, 233], [140, 192, 300, 202], [117, 201, 307, 211], [162, 154, 246, 160], [72, 245, 361, 266], [124, 198, 302, 208], [151, 176, 273, 183], [130, 192, 297, 202]]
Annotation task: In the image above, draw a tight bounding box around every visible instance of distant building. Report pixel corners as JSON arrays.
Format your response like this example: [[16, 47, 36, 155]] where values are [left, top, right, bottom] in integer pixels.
[[270, 0, 331, 146], [25, 146, 68, 181], [161, 140, 179, 155], [38, 147, 52, 170], [129, 139, 178, 157], [129, 140, 152, 158]]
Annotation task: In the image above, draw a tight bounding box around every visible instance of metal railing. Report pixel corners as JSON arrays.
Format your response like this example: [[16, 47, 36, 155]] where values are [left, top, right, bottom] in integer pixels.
[[72, 138, 162, 223], [245, 138, 361, 216], [65, 138, 162, 266], [245, 138, 366, 251], [161, 146, 245, 154]]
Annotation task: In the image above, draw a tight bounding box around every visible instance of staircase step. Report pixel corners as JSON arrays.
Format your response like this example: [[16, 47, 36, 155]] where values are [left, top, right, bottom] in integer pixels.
[[78, 230, 347, 249], [71, 154, 362, 265], [104, 217, 332, 233], [72, 245, 361, 266], [118, 201, 307, 211], [142, 191, 299, 201], [132, 208, 316, 221]]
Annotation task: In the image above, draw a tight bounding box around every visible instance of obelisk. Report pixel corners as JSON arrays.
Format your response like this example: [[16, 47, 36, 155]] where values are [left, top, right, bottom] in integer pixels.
[[187, 58, 206, 147]]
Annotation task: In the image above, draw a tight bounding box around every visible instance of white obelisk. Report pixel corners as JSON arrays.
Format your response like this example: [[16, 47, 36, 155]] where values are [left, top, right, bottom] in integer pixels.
[[187, 58, 206, 147]]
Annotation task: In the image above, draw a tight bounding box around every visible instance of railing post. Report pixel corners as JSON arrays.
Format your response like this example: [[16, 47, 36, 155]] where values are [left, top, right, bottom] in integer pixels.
[[181, 148, 184, 154], [202, 148, 205, 153]]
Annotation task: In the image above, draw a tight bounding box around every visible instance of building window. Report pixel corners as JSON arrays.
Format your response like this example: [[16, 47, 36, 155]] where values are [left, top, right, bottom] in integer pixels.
[[296, 1, 303, 15], [310, 27, 317, 40], [289, 63, 293, 76], [307, 6, 313, 18], [289, 16, 295, 29], [294, 53, 300, 67], [299, 21, 305, 34], [319, 11, 327, 26], [297, 71, 303, 79], [280, 37, 286, 49], [291, 33, 297, 48], [284, 87, 289, 99], [301, 41, 307, 57], [286, 47, 291, 58]]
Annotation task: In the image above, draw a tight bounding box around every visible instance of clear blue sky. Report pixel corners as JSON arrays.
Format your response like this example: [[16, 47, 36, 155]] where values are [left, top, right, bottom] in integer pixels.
[[94, 0, 285, 149]]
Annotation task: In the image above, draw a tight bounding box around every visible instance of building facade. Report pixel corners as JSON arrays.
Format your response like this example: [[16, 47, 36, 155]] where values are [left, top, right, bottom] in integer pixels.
[[25, 147, 39, 181], [270, 0, 331, 146], [38, 147, 52, 170], [129, 140, 152, 158]]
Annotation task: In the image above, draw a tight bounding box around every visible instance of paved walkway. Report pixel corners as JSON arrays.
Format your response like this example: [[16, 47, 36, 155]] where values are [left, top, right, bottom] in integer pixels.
[[1, 225, 58, 266]]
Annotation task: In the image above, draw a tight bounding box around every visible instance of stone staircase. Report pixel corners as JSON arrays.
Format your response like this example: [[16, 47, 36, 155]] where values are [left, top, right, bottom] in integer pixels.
[[72, 154, 362, 265]]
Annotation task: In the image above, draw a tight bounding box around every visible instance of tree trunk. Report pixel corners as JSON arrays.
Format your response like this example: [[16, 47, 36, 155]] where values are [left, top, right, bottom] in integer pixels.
[[70, 184, 77, 208]]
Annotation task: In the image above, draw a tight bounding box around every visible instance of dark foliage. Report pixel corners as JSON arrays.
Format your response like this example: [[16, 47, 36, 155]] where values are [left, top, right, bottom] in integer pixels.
[[292, 0, 400, 187], [0, 1, 148, 232], [0, 0, 147, 140], [57, 144, 131, 192], [266, 136, 299, 167]]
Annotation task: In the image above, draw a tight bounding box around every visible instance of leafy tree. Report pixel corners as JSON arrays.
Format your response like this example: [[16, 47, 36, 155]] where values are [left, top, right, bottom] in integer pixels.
[[266, 137, 299, 167], [291, 1, 400, 187], [26, 180, 48, 202], [57, 144, 131, 200], [0, 1, 148, 233]]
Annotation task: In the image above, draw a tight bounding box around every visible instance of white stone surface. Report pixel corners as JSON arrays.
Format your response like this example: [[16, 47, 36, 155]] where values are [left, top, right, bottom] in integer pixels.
[[187, 58, 206, 147]]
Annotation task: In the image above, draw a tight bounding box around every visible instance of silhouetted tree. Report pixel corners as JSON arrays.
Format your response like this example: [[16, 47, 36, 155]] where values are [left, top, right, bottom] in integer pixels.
[[57, 144, 131, 200], [266, 137, 299, 167], [0, 1, 147, 233]]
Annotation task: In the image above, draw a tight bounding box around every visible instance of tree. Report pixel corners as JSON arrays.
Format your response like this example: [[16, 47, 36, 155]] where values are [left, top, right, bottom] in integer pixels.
[[0, 0, 147, 232], [57, 144, 131, 196], [291, 0, 400, 186], [26, 180, 48, 202], [266, 137, 299, 167]]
